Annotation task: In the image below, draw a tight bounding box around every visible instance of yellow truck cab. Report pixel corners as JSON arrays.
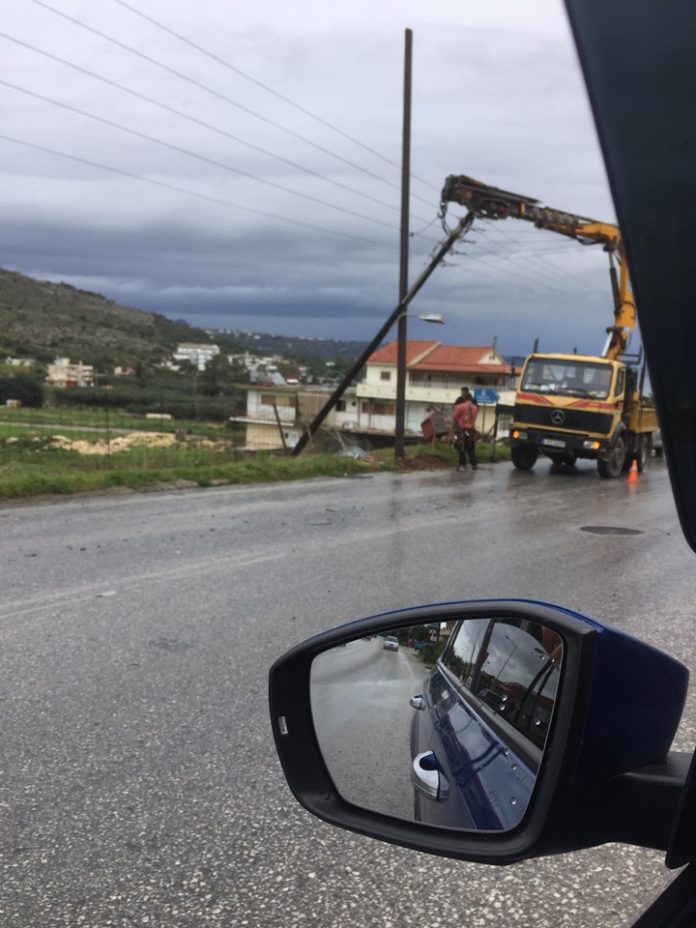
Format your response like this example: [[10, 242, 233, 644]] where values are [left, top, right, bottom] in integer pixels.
[[510, 352, 658, 478]]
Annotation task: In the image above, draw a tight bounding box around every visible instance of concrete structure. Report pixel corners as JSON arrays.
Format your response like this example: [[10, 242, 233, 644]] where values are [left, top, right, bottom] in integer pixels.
[[173, 343, 220, 371], [357, 340, 515, 436], [233, 386, 360, 451], [233, 340, 515, 450], [45, 357, 95, 388]]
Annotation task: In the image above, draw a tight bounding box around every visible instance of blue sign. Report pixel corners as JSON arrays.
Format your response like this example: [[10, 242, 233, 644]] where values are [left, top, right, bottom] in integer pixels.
[[474, 388, 500, 405]]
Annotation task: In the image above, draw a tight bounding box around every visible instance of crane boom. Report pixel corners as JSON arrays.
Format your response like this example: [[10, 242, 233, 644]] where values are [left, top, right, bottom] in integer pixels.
[[441, 174, 635, 359]]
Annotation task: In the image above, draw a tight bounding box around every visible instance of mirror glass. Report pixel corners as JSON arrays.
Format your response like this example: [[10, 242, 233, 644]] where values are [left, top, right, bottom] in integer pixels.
[[310, 616, 563, 831]]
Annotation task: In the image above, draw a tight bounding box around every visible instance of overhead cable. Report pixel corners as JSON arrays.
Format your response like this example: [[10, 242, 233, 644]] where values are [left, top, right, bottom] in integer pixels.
[[0, 133, 398, 250], [479, 221, 586, 287], [28, 0, 436, 209], [110, 0, 441, 196], [1, 78, 408, 233], [0, 31, 436, 223]]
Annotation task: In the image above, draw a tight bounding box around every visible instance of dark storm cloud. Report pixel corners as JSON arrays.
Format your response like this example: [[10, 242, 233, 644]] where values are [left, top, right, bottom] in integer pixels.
[[2, 203, 616, 353], [1, 0, 620, 353]]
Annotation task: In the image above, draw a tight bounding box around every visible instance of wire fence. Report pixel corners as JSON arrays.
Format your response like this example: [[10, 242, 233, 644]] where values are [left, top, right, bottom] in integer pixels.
[[0, 395, 247, 477]]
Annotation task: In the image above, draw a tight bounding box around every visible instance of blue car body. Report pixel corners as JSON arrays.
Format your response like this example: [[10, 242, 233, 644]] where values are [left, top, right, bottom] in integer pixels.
[[411, 617, 560, 831]]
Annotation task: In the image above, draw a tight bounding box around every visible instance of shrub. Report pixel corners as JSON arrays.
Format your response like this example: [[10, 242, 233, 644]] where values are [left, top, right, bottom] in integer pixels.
[[0, 374, 43, 407]]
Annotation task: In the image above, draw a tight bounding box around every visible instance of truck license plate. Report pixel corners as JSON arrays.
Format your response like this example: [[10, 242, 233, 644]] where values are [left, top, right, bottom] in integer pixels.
[[542, 438, 566, 448]]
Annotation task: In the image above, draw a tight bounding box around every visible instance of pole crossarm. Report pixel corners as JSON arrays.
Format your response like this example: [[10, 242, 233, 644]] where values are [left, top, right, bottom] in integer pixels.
[[291, 212, 475, 457]]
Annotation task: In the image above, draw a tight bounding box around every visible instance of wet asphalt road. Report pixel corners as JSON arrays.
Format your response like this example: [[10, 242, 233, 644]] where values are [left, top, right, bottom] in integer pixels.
[[312, 638, 424, 821], [1, 457, 695, 928]]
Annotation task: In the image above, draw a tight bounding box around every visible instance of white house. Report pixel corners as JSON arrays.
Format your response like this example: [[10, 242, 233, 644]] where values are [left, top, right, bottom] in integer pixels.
[[45, 357, 95, 388], [173, 343, 220, 371], [232, 340, 516, 449], [357, 340, 515, 436]]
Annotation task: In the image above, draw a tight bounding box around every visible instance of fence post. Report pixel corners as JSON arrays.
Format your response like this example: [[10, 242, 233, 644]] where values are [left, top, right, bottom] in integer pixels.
[[492, 403, 499, 462]]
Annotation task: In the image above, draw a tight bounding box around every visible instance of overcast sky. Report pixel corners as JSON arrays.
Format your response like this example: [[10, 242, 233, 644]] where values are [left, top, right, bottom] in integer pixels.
[[2, 0, 624, 355]]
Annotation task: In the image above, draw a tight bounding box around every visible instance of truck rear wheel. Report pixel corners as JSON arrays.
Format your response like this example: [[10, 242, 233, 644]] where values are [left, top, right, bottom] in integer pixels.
[[597, 436, 626, 479], [511, 443, 538, 471], [636, 433, 649, 473]]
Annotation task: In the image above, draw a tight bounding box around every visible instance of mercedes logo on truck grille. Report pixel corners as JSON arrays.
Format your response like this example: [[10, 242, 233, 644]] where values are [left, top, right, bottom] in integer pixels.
[[551, 410, 566, 425]]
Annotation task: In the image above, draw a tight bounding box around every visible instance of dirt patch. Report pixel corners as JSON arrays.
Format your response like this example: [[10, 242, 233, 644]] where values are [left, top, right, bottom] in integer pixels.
[[400, 454, 453, 471], [51, 432, 178, 455], [49, 432, 224, 455]]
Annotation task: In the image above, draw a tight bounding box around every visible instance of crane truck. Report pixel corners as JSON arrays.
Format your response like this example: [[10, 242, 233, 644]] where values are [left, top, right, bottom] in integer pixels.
[[440, 175, 658, 478]]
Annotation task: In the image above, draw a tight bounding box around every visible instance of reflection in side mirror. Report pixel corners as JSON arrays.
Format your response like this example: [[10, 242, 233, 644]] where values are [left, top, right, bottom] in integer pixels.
[[310, 617, 563, 832]]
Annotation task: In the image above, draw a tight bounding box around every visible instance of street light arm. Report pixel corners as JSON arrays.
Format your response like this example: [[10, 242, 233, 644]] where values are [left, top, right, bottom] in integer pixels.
[[291, 212, 474, 457]]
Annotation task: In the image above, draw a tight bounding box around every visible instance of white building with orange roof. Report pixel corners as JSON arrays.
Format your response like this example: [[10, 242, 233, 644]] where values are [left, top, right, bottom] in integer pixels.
[[356, 339, 516, 435]]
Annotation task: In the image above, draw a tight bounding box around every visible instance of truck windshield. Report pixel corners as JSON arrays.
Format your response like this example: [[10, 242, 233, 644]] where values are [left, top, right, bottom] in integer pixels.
[[521, 359, 614, 400]]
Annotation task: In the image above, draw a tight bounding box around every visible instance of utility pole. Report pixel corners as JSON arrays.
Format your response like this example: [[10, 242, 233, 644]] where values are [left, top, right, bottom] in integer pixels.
[[291, 214, 474, 457], [394, 28, 413, 464]]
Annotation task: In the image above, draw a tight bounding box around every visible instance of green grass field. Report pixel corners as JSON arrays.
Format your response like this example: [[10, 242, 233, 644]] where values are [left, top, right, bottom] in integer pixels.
[[0, 404, 230, 439], [0, 442, 382, 498], [0, 410, 510, 499]]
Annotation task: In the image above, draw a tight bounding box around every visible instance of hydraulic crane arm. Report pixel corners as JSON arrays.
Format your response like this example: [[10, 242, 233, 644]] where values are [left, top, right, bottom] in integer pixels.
[[441, 175, 636, 359]]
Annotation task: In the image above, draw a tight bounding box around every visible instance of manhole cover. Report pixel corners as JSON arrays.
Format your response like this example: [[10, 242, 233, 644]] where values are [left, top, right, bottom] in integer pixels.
[[580, 526, 643, 536]]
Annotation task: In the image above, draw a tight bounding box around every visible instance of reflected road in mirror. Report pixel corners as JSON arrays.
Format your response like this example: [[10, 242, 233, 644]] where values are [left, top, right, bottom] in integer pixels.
[[310, 618, 563, 832], [311, 636, 426, 821]]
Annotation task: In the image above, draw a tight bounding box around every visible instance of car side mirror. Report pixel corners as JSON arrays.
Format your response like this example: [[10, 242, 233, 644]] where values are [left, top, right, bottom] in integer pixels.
[[269, 600, 691, 865]]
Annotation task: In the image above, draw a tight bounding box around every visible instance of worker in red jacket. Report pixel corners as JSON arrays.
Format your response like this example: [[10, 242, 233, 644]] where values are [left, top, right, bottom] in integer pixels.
[[453, 389, 478, 471]]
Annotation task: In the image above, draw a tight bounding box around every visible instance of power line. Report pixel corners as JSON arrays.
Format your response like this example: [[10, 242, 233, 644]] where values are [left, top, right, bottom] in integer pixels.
[[0, 132, 398, 250], [477, 225, 613, 299], [473, 227, 581, 253], [483, 239, 583, 292], [441, 212, 589, 296], [445, 240, 587, 299], [479, 221, 587, 288], [419, 241, 584, 301], [410, 213, 441, 238], [110, 0, 441, 196], [0, 31, 436, 224], [1, 78, 409, 234], [29, 0, 437, 209]]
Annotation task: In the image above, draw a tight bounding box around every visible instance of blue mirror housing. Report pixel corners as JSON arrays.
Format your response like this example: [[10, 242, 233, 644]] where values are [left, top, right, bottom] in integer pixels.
[[571, 613, 688, 781], [269, 599, 689, 865]]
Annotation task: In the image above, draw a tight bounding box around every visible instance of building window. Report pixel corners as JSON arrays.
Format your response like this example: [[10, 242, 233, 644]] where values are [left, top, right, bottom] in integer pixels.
[[336, 400, 347, 412], [362, 401, 395, 415], [380, 371, 392, 381]]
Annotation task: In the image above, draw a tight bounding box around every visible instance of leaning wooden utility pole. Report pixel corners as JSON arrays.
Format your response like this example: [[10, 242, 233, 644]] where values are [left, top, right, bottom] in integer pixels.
[[394, 28, 413, 464], [291, 213, 475, 457]]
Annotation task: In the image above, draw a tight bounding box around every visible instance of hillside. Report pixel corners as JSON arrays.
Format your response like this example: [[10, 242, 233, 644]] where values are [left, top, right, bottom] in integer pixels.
[[0, 267, 367, 370], [0, 267, 223, 367]]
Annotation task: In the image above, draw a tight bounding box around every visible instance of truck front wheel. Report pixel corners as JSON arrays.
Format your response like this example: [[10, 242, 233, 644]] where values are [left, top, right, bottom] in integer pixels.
[[597, 436, 626, 479], [511, 443, 538, 471]]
